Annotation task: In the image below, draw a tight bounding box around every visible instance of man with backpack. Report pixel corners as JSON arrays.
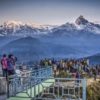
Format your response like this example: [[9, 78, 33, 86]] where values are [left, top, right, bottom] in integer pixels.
[[1, 54, 8, 77]]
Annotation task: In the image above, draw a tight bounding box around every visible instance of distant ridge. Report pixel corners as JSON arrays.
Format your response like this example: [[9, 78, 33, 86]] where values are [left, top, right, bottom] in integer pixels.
[[86, 53, 100, 65], [0, 16, 100, 36]]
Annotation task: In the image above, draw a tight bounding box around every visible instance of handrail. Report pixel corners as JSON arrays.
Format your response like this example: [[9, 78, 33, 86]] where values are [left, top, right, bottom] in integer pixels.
[[7, 66, 86, 100]]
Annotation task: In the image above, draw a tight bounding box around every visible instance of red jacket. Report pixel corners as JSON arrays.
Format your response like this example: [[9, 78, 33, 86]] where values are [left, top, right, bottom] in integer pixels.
[[1, 57, 8, 69]]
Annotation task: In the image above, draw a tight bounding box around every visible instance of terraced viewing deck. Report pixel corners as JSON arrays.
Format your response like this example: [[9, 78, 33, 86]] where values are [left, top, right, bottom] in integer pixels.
[[6, 67, 87, 100]]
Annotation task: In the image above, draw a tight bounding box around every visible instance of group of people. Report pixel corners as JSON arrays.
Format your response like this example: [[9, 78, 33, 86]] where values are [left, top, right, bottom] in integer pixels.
[[40, 58, 100, 79], [0, 54, 17, 77], [1, 54, 100, 80]]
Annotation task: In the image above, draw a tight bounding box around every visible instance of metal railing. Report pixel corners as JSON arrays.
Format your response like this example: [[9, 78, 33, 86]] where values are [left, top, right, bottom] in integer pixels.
[[7, 67, 86, 100], [7, 66, 53, 98], [33, 77, 86, 100]]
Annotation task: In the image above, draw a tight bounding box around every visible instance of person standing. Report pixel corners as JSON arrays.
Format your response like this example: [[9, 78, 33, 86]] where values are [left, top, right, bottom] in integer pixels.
[[53, 64, 57, 76], [7, 54, 16, 76], [1, 54, 8, 77], [12, 55, 17, 70], [76, 71, 80, 84]]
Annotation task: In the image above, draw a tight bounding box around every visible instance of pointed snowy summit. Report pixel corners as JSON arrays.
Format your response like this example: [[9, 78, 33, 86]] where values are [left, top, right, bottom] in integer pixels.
[[75, 15, 89, 25]]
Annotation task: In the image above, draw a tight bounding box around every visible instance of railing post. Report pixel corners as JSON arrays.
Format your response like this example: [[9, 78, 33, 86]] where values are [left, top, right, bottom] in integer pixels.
[[30, 77, 32, 98], [7, 77, 9, 98], [82, 79, 87, 100]]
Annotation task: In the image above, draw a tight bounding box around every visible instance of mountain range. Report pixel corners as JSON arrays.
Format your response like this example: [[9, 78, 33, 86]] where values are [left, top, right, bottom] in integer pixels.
[[0, 16, 100, 65], [0, 15, 100, 37]]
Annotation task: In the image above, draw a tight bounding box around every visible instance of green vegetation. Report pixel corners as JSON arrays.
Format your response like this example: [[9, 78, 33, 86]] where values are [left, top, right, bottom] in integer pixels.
[[56, 70, 69, 78], [55, 70, 100, 100], [87, 81, 100, 100]]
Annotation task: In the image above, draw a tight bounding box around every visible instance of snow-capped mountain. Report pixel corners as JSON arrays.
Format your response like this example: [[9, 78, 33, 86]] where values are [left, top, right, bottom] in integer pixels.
[[0, 16, 100, 64], [75, 15, 100, 34], [0, 16, 100, 37], [0, 20, 56, 36], [75, 15, 89, 25], [51, 16, 100, 36]]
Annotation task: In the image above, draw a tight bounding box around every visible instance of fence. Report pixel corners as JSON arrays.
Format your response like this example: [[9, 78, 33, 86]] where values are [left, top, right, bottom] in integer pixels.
[[7, 67, 86, 100], [7, 67, 53, 98]]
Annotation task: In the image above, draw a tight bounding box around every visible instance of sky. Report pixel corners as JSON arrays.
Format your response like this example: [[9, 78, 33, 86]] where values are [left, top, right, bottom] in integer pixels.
[[0, 0, 100, 25]]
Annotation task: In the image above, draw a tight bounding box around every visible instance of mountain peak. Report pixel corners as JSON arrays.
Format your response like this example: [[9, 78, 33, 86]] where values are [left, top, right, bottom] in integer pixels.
[[4, 20, 23, 26], [75, 15, 89, 25]]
